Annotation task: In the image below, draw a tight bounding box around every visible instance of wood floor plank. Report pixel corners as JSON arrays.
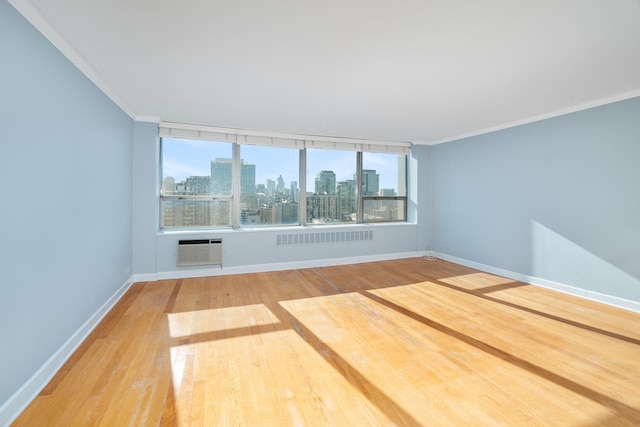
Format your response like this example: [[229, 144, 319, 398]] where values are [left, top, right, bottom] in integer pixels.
[[11, 258, 640, 426]]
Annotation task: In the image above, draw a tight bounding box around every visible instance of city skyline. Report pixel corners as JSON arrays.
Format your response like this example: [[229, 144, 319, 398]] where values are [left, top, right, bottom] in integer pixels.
[[161, 137, 405, 227], [162, 163, 401, 226], [164, 167, 393, 198], [161, 137, 402, 192]]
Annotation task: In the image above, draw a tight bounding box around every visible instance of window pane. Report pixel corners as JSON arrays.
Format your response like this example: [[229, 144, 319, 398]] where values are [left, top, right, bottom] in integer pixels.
[[162, 199, 231, 228], [306, 149, 356, 224], [362, 152, 406, 197], [239, 145, 300, 226], [363, 199, 406, 222], [161, 137, 233, 228], [162, 137, 233, 196]]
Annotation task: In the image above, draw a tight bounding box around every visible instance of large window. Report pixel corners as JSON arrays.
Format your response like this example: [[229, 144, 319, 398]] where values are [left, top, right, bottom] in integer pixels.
[[159, 123, 410, 229]]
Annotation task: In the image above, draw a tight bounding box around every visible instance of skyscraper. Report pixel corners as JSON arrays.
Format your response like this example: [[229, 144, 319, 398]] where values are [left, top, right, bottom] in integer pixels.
[[210, 158, 232, 195], [186, 176, 210, 195], [211, 158, 256, 198], [337, 179, 357, 222], [362, 169, 379, 196], [266, 179, 275, 196], [276, 175, 285, 194], [240, 162, 256, 198], [307, 193, 339, 223], [315, 170, 336, 194]]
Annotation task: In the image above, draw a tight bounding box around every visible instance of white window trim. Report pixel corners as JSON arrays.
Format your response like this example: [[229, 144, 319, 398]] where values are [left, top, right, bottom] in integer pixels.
[[159, 122, 411, 154]]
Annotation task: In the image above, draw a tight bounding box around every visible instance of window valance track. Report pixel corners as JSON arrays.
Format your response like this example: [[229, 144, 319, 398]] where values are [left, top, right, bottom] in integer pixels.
[[159, 122, 411, 155]]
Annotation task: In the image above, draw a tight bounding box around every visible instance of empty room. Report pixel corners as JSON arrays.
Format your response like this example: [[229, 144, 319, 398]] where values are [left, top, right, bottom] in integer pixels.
[[1, 0, 639, 425]]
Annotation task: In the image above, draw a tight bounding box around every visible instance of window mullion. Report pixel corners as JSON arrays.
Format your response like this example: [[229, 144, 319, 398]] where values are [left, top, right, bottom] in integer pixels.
[[356, 151, 363, 224], [299, 148, 307, 226], [231, 142, 241, 228]]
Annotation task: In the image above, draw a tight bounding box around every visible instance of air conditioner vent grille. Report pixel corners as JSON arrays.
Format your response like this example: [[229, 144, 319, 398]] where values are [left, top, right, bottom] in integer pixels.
[[276, 230, 373, 246], [177, 239, 222, 267]]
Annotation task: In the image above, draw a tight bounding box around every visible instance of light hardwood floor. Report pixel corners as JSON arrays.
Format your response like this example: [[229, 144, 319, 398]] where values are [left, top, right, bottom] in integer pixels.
[[12, 258, 640, 426]]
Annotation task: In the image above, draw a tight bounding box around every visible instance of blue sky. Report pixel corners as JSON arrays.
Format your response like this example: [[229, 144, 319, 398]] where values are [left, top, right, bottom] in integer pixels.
[[162, 138, 401, 192]]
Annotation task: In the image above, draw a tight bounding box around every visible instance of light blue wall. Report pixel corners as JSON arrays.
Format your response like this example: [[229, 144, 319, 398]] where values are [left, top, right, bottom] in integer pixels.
[[0, 1, 133, 408], [432, 97, 640, 301], [411, 144, 433, 252], [132, 121, 159, 275]]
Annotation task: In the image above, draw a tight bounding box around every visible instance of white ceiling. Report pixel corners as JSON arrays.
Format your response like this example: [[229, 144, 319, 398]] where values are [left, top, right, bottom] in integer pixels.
[[11, 0, 640, 144]]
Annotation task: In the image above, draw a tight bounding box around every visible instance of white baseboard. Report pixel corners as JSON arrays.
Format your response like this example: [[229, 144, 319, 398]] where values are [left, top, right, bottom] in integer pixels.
[[0, 277, 134, 427], [131, 272, 158, 283], [439, 253, 640, 313], [139, 251, 424, 282]]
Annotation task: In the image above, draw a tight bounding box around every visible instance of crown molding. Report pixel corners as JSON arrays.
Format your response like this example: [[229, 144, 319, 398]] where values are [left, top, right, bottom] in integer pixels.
[[8, 0, 137, 120], [413, 88, 640, 146], [135, 115, 161, 123]]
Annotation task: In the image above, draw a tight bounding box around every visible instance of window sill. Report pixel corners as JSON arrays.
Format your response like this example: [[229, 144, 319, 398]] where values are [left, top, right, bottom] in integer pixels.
[[157, 221, 416, 237]]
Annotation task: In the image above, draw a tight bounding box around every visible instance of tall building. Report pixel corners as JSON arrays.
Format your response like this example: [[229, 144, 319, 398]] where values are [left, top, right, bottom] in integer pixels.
[[276, 175, 285, 194], [315, 170, 336, 194], [211, 158, 256, 199], [241, 208, 260, 225], [240, 162, 256, 201], [281, 201, 298, 224], [362, 169, 379, 196], [162, 199, 227, 228], [210, 158, 232, 195], [185, 176, 210, 195], [290, 181, 298, 202], [307, 193, 339, 223], [337, 180, 357, 222], [266, 179, 275, 196]]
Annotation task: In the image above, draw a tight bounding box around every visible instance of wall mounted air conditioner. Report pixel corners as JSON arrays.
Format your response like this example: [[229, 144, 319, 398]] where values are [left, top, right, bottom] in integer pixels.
[[176, 239, 222, 267]]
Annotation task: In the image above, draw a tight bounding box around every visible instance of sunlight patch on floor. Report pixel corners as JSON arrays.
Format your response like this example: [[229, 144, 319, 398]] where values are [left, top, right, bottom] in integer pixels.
[[167, 303, 281, 338], [438, 272, 517, 291]]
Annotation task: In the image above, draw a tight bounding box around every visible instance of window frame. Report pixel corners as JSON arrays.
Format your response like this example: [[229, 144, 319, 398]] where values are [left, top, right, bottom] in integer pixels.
[[361, 196, 408, 223], [159, 123, 410, 230], [360, 151, 408, 223]]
